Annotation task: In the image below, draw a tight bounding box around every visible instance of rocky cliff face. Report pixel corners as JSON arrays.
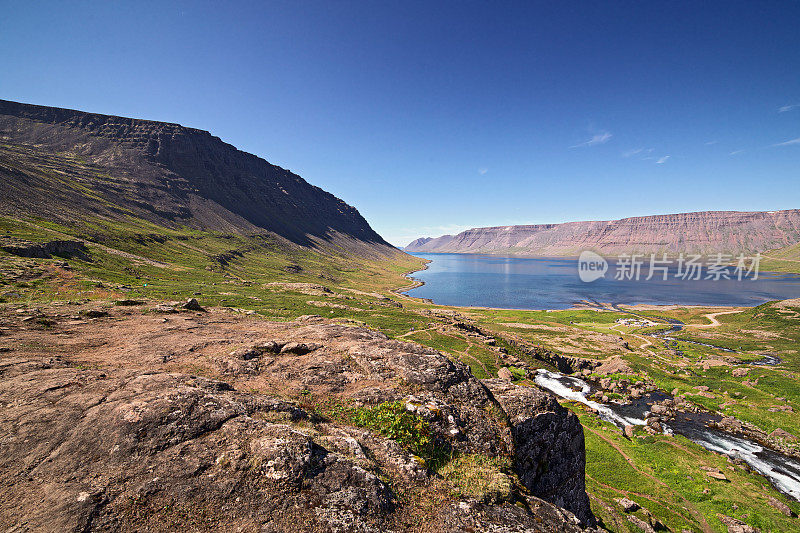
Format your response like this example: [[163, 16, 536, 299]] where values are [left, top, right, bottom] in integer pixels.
[[405, 210, 800, 256], [0, 302, 596, 531], [0, 99, 389, 251]]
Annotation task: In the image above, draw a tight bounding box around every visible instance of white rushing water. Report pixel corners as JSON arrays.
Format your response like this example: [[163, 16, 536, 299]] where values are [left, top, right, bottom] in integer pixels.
[[533, 369, 645, 427], [686, 431, 800, 501], [534, 368, 800, 502]]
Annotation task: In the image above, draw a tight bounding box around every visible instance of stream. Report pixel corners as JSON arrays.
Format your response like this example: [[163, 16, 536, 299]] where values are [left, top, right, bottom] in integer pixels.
[[650, 321, 784, 365], [534, 369, 800, 501], [606, 303, 784, 366]]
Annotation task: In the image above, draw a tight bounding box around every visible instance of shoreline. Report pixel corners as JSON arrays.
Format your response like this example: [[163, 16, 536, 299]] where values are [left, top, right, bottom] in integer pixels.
[[395, 256, 787, 314]]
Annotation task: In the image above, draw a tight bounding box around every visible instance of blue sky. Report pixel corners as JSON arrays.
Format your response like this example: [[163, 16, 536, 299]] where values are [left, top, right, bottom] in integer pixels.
[[2, 1, 799, 246]]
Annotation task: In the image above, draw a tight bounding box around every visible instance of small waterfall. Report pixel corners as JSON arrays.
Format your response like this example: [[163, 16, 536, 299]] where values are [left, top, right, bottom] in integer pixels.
[[534, 369, 800, 502]]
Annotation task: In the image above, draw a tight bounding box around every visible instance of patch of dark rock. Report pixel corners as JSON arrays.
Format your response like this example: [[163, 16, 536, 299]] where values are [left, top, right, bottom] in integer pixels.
[[115, 299, 144, 306], [182, 298, 206, 312], [0, 238, 89, 260], [80, 309, 109, 318]]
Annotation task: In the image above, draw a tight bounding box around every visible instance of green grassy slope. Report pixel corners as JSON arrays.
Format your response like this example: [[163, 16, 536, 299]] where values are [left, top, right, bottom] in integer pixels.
[[760, 241, 800, 273], [2, 215, 800, 531]]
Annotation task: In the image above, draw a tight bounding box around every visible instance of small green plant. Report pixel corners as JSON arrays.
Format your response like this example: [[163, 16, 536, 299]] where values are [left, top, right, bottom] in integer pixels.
[[508, 366, 526, 381], [351, 401, 432, 457]]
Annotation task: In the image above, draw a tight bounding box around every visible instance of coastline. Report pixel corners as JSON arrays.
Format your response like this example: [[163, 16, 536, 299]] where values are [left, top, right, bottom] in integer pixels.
[[390, 259, 430, 302], [395, 253, 791, 314]]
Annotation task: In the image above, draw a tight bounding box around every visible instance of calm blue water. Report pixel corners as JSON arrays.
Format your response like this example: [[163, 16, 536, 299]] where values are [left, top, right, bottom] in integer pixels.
[[405, 253, 800, 310]]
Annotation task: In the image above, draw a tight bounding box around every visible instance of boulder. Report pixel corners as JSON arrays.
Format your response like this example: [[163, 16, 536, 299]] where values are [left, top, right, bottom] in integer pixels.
[[704, 470, 728, 481], [182, 298, 206, 312], [719, 515, 760, 533], [628, 515, 656, 533], [615, 497, 640, 512], [650, 404, 669, 415], [645, 417, 663, 433], [279, 342, 323, 355], [767, 496, 793, 517], [769, 428, 798, 442], [497, 367, 513, 382]]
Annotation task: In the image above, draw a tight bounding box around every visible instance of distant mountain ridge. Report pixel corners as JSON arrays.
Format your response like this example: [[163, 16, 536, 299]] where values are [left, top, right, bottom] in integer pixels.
[[0, 99, 391, 253], [405, 210, 800, 256]]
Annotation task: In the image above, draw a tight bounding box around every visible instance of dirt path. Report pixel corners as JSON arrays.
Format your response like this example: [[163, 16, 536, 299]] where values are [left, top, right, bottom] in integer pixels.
[[585, 426, 713, 533], [396, 326, 437, 339], [763, 254, 800, 263], [461, 345, 492, 377], [585, 473, 700, 527], [635, 334, 653, 350], [685, 310, 743, 329]]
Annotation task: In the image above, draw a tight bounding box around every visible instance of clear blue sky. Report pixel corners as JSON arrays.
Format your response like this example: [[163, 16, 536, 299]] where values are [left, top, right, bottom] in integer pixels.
[[2, 1, 799, 246]]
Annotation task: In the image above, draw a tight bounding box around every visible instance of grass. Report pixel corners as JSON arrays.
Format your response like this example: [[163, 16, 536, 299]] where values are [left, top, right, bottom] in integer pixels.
[[574, 404, 800, 532], [437, 454, 512, 502], [4, 212, 800, 531]]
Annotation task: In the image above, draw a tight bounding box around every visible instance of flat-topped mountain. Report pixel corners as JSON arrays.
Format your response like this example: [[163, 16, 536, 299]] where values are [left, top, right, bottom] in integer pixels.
[[406, 210, 800, 256], [0, 99, 389, 252]]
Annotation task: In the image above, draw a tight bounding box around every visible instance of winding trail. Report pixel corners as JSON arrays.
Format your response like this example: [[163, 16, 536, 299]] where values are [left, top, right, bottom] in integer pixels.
[[685, 310, 744, 329], [396, 326, 437, 339], [585, 474, 700, 528], [585, 426, 713, 533], [763, 254, 800, 263]]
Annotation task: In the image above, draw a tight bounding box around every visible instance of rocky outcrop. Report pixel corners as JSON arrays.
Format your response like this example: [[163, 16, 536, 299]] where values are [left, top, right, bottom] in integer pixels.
[[484, 379, 594, 525], [0, 238, 88, 259], [405, 210, 800, 256], [0, 303, 596, 531], [0, 99, 393, 253]]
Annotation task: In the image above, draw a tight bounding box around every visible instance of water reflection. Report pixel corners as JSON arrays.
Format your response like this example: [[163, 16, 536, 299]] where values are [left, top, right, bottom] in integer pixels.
[[406, 253, 800, 309]]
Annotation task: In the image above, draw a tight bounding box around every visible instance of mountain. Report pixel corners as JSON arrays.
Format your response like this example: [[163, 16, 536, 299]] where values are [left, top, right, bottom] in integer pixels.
[[406, 236, 433, 249], [405, 210, 800, 256], [0, 99, 390, 253]]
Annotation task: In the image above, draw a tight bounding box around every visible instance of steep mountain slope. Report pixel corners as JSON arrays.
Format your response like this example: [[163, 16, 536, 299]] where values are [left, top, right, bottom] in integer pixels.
[[406, 210, 800, 256], [0, 99, 389, 251]]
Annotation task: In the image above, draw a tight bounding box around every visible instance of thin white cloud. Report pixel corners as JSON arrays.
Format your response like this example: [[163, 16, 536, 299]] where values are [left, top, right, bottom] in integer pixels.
[[622, 147, 653, 158], [779, 104, 799, 113], [729, 149, 745, 155], [655, 155, 670, 164], [570, 131, 612, 148], [774, 137, 800, 147], [705, 140, 718, 145], [478, 167, 488, 175]]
